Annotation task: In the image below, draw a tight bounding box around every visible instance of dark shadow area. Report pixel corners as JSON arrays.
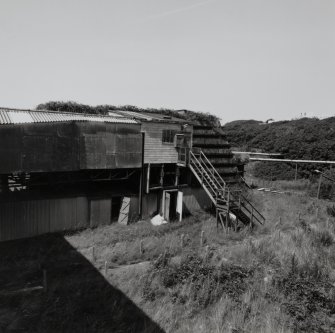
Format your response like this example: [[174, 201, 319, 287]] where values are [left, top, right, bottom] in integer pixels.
[[0, 234, 165, 333]]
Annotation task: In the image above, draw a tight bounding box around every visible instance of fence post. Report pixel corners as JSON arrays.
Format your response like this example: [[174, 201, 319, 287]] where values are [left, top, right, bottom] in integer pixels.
[[200, 231, 204, 246], [43, 269, 47, 292], [104, 261, 108, 277], [180, 234, 185, 248], [140, 240, 144, 254], [92, 246, 95, 262]]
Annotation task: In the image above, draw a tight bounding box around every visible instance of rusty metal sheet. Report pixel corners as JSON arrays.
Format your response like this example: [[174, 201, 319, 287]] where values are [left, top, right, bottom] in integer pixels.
[[0, 121, 142, 174]]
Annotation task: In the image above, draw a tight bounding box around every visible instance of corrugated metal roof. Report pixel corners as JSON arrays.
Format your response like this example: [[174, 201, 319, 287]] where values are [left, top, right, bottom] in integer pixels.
[[112, 110, 189, 124], [0, 108, 137, 125]]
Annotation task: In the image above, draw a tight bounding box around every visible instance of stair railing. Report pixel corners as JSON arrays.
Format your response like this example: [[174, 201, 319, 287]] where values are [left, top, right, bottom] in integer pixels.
[[190, 149, 265, 225]]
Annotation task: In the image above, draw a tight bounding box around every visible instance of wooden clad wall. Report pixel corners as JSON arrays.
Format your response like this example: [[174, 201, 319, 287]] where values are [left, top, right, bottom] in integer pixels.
[[141, 122, 192, 164]]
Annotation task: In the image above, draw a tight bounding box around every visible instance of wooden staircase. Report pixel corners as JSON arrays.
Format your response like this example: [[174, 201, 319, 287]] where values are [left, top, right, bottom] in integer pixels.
[[192, 125, 242, 183], [189, 150, 265, 230]]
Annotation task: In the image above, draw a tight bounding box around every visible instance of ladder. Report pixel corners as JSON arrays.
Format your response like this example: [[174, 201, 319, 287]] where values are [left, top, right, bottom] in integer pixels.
[[189, 150, 265, 230]]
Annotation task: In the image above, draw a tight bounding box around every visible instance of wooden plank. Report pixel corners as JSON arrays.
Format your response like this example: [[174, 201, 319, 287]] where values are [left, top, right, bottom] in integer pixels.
[[118, 197, 130, 225]]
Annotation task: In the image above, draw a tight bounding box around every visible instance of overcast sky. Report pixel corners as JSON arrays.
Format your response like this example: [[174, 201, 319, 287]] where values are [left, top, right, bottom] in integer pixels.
[[0, 0, 334, 123]]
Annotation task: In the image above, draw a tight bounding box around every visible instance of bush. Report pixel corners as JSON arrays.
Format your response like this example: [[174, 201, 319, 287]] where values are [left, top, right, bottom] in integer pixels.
[[143, 252, 253, 310]]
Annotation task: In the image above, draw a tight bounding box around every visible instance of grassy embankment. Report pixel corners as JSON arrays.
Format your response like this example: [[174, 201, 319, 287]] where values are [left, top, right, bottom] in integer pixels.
[[1, 185, 335, 332]]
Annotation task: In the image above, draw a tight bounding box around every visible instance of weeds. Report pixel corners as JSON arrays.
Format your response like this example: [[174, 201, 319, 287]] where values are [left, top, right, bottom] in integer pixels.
[[143, 251, 253, 312]]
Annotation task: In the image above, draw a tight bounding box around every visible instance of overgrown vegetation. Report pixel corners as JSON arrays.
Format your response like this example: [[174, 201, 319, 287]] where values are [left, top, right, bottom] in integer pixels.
[[223, 117, 335, 180], [36, 101, 220, 126], [1, 188, 335, 332]]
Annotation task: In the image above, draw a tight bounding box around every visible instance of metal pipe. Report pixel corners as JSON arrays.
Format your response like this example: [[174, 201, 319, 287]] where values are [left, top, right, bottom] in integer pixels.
[[250, 158, 335, 165]]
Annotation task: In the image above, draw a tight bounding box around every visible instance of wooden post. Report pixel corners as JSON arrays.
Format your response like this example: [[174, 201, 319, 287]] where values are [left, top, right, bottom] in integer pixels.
[[146, 163, 151, 194], [315, 207, 319, 219], [251, 207, 254, 226], [104, 261, 108, 276], [295, 163, 298, 181], [180, 234, 185, 248], [205, 245, 209, 258], [298, 212, 301, 220], [43, 269, 47, 292], [92, 246, 95, 262], [225, 213, 229, 233], [227, 189, 230, 231], [139, 132, 145, 218], [140, 240, 144, 254], [160, 164, 164, 187], [200, 231, 204, 246], [317, 173, 323, 199], [175, 165, 180, 187]]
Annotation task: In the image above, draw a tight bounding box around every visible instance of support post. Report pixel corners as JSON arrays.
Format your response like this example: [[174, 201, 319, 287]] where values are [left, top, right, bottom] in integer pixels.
[[175, 165, 180, 187], [295, 163, 298, 181], [146, 163, 151, 194], [139, 132, 145, 218], [160, 164, 164, 187]]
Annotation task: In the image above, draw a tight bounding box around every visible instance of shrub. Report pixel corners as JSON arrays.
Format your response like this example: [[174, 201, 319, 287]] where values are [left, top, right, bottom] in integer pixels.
[[326, 205, 335, 218], [142, 252, 253, 310]]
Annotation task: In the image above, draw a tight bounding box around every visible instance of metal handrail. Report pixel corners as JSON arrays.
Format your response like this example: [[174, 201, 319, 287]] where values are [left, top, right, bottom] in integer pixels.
[[189, 154, 217, 195], [190, 150, 265, 225]]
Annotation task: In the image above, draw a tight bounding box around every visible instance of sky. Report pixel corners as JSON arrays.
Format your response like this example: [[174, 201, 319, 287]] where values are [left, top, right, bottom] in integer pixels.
[[0, 0, 334, 124]]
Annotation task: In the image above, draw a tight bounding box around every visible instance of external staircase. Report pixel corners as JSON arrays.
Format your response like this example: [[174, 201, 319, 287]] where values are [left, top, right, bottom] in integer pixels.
[[192, 125, 243, 183], [189, 150, 265, 230]]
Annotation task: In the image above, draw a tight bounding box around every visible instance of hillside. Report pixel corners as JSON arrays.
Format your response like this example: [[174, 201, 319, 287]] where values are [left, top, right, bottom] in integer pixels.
[[223, 117, 335, 160], [1, 189, 335, 332], [223, 117, 335, 180]]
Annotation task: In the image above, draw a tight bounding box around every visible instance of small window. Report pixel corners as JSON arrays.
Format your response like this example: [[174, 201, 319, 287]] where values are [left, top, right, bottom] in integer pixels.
[[162, 130, 176, 144]]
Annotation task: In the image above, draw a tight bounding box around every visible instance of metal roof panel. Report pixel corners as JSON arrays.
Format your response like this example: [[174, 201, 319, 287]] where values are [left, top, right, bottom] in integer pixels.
[[0, 108, 138, 125]]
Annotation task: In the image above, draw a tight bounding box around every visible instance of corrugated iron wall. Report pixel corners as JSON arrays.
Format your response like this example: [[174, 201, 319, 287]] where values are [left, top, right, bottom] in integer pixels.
[[0, 122, 142, 174], [0, 197, 88, 242], [0, 195, 130, 242]]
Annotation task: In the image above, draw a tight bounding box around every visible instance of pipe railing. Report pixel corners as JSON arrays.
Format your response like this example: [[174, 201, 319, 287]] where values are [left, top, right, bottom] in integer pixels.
[[190, 149, 265, 225]]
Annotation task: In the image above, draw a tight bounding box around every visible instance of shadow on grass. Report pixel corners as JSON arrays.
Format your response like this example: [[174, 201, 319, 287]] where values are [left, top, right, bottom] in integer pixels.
[[0, 234, 165, 333]]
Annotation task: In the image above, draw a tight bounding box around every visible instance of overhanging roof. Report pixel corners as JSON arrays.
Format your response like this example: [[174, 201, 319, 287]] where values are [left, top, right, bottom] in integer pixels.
[[0, 108, 138, 125]]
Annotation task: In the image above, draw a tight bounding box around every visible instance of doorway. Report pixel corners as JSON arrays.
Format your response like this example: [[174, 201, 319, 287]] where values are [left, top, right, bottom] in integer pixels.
[[162, 190, 182, 222]]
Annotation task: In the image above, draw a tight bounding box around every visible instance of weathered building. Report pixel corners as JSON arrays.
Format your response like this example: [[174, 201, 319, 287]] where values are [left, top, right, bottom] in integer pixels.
[[0, 109, 143, 241], [0, 108, 262, 242]]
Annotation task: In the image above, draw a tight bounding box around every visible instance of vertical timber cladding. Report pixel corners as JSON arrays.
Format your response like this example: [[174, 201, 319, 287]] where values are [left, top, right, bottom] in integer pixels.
[[141, 122, 192, 164]]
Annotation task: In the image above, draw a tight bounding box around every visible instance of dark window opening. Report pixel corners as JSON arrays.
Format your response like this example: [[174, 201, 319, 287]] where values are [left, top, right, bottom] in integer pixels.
[[162, 130, 176, 144]]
